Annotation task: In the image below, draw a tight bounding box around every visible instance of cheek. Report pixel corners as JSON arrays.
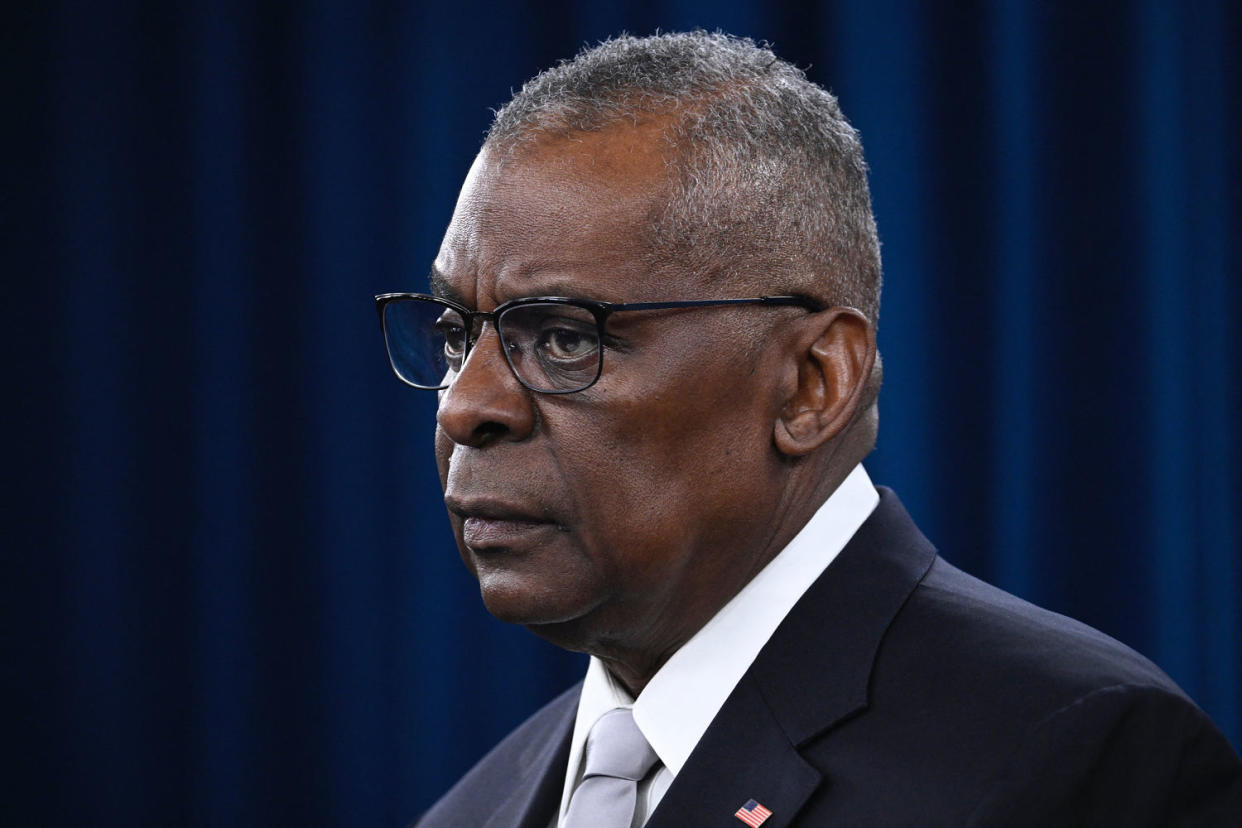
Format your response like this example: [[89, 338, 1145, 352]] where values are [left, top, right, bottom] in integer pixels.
[[609, 379, 769, 472], [433, 426, 476, 577], [557, 396, 766, 557], [539, 422, 668, 574], [434, 425, 452, 486]]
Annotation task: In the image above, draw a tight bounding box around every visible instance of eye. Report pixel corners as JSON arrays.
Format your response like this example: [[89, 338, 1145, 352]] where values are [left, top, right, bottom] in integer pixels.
[[543, 327, 596, 360], [540, 326, 597, 361], [434, 315, 467, 357], [496, 302, 601, 382]]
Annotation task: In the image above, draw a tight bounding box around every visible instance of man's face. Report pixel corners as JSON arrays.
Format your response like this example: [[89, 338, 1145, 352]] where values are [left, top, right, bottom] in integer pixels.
[[432, 126, 793, 666]]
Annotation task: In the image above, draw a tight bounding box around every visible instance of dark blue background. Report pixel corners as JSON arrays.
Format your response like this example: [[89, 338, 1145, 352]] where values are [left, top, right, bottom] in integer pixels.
[[7, 1, 1239, 825]]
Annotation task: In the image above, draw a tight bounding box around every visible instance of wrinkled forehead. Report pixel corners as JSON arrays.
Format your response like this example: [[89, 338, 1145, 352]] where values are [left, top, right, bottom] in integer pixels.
[[435, 122, 682, 304]]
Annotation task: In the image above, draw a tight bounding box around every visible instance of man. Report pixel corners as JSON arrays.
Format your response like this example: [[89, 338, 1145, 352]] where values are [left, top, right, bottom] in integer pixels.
[[377, 32, 1242, 826]]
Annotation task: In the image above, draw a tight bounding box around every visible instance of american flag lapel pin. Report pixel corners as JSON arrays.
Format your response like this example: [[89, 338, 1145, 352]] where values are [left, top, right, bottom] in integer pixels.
[[734, 798, 773, 827]]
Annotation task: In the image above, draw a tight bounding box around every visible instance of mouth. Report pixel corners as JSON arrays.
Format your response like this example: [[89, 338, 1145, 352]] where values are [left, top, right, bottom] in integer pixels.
[[444, 496, 564, 551]]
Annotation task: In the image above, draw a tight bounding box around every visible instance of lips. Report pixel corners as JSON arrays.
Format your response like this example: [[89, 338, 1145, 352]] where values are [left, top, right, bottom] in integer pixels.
[[461, 516, 558, 549], [445, 496, 563, 550]]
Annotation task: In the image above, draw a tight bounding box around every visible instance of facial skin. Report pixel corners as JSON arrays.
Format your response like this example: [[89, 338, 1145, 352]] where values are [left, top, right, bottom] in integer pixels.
[[432, 122, 876, 695]]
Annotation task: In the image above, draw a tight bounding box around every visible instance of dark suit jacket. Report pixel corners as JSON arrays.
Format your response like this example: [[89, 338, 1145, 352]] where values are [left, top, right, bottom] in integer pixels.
[[419, 489, 1242, 826]]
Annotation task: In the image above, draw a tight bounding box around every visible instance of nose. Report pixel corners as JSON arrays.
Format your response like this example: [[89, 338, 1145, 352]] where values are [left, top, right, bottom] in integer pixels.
[[436, 325, 537, 447]]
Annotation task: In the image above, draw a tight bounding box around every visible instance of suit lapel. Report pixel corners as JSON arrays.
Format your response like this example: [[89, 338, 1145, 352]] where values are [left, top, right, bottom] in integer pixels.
[[754, 488, 937, 748], [646, 676, 821, 827], [649, 489, 937, 825], [482, 687, 577, 828]]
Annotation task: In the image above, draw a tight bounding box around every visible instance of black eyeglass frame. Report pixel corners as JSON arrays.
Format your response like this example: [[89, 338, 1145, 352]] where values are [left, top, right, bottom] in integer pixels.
[[374, 292, 825, 395]]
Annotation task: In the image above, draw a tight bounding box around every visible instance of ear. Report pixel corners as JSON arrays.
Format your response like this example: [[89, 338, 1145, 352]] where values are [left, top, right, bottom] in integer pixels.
[[774, 308, 876, 457]]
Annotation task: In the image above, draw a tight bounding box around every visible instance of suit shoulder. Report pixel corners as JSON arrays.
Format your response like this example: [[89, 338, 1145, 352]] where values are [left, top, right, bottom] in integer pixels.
[[964, 676, 1242, 824], [416, 682, 580, 827], [855, 553, 1206, 786], [895, 555, 1183, 699], [827, 555, 1242, 822]]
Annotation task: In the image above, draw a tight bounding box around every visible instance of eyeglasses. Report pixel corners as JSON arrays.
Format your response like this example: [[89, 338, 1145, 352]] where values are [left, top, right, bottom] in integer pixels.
[[374, 293, 823, 394]]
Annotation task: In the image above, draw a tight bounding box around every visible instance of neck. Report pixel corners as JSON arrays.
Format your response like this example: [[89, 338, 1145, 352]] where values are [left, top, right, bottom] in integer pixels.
[[599, 456, 868, 698]]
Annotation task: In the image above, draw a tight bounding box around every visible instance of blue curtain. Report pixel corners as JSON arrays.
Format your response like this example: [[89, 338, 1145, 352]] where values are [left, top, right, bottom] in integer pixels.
[[9, 1, 1239, 824]]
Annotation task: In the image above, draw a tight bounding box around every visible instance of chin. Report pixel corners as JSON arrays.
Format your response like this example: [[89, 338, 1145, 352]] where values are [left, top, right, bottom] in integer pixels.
[[521, 615, 605, 655], [476, 574, 591, 625], [475, 582, 605, 652]]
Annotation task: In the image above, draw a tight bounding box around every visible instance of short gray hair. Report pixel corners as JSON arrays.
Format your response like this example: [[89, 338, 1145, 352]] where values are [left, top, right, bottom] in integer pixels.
[[485, 31, 882, 324]]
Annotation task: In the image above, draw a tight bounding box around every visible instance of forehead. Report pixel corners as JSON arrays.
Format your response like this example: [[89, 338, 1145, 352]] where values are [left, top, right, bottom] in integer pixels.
[[435, 122, 679, 304]]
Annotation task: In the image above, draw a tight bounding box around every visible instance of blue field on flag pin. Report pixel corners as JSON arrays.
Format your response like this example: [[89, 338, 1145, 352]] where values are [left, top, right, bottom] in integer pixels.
[[734, 798, 773, 826]]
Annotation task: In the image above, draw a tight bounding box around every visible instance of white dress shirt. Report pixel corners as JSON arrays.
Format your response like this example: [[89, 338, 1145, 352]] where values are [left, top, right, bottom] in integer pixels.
[[555, 464, 879, 827]]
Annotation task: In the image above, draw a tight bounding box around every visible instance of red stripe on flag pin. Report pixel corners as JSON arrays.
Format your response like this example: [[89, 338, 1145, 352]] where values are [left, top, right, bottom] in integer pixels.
[[734, 798, 772, 826]]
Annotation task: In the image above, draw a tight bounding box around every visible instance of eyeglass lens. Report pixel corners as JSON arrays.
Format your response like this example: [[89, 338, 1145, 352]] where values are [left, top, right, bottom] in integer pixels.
[[382, 298, 603, 392], [382, 298, 460, 388], [500, 302, 602, 392]]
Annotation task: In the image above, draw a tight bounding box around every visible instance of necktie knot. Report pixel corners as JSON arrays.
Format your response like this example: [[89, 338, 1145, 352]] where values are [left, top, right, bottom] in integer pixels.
[[563, 708, 659, 828], [581, 708, 659, 782]]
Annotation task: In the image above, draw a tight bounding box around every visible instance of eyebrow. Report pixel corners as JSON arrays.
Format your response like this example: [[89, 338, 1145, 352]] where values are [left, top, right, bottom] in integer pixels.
[[428, 267, 464, 304], [427, 265, 616, 308]]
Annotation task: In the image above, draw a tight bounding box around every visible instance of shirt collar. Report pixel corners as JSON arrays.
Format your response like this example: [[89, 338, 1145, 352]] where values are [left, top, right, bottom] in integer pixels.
[[559, 464, 879, 817]]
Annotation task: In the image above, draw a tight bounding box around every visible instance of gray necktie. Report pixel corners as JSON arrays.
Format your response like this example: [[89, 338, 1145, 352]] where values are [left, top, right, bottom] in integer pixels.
[[563, 708, 660, 828]]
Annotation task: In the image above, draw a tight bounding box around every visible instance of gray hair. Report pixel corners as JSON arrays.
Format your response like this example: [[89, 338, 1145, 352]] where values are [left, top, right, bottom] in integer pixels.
[[485, 31, 882, 325]]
